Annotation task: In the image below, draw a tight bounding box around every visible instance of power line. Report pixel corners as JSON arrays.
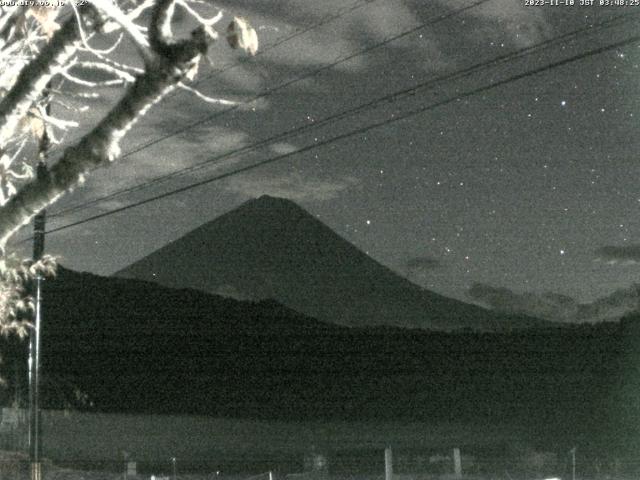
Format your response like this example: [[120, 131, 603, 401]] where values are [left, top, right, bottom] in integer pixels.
[[34, 30, 640, 239], [48, 9, 640, 220], [47, 0, 495, 219], [178, 0, 379, 89], [106, 0, 494, 163], [47, 0, 377, 157]]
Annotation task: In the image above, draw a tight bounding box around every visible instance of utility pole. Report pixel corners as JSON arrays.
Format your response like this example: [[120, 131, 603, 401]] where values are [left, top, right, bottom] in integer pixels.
[[29, 91, 51, 480], [28, 163, 46, 480], [384, 447, 393, 480]]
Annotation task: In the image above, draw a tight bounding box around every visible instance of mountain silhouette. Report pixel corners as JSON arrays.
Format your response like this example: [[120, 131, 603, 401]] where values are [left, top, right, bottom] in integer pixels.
[[116, 195, 549, 331]]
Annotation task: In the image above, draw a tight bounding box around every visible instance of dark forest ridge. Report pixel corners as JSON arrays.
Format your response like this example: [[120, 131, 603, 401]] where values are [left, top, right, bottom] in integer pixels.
[[1, 266, 636, 457], [116, 195, 550, 331]]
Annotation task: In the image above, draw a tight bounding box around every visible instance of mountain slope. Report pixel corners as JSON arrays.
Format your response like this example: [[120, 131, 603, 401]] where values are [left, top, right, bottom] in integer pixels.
[[116, 195, 548, 331]]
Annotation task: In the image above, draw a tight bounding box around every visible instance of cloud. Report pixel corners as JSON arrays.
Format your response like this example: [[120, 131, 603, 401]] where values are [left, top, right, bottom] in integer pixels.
[[441, 0, 551, 47], [344, 2, 450, 72], [224, 172, 357, 201], [405, 255, 442, 273], [468, 283, 577, 322], [269, 142, 298, 155], [468, 283, 640, 323], [595, 245, 640, 265]]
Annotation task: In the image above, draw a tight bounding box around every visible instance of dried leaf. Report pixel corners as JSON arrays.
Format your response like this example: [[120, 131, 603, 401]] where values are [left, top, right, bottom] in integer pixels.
[[17, 108, 44, 140], [226, 17, 258, 56], [27, 6, 60, 37]]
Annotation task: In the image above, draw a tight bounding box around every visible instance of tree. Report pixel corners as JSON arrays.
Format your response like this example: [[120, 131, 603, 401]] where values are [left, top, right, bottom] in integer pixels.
[[0, 0, 258, 334]]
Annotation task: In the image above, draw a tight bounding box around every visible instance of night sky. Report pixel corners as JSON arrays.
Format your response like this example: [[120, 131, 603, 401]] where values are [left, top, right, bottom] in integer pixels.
[[10, 1, 640, 321]]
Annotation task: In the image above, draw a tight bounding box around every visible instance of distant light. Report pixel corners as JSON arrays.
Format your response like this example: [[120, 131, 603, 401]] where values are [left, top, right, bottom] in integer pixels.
[[366, 220, 371, 225], [561, 100, 567, 107]]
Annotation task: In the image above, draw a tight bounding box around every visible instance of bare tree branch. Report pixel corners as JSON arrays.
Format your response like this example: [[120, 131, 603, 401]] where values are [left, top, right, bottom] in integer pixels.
[[0, 10, 93, 149], [0, 0, 258, 328], [0, 0, 214, 248]]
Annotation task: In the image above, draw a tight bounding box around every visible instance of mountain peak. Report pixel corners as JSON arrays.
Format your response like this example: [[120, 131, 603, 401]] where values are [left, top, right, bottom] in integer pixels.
[[116, 197, 549, 331], [239, 195, 309, 216], [254, 194, 293, 203]]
